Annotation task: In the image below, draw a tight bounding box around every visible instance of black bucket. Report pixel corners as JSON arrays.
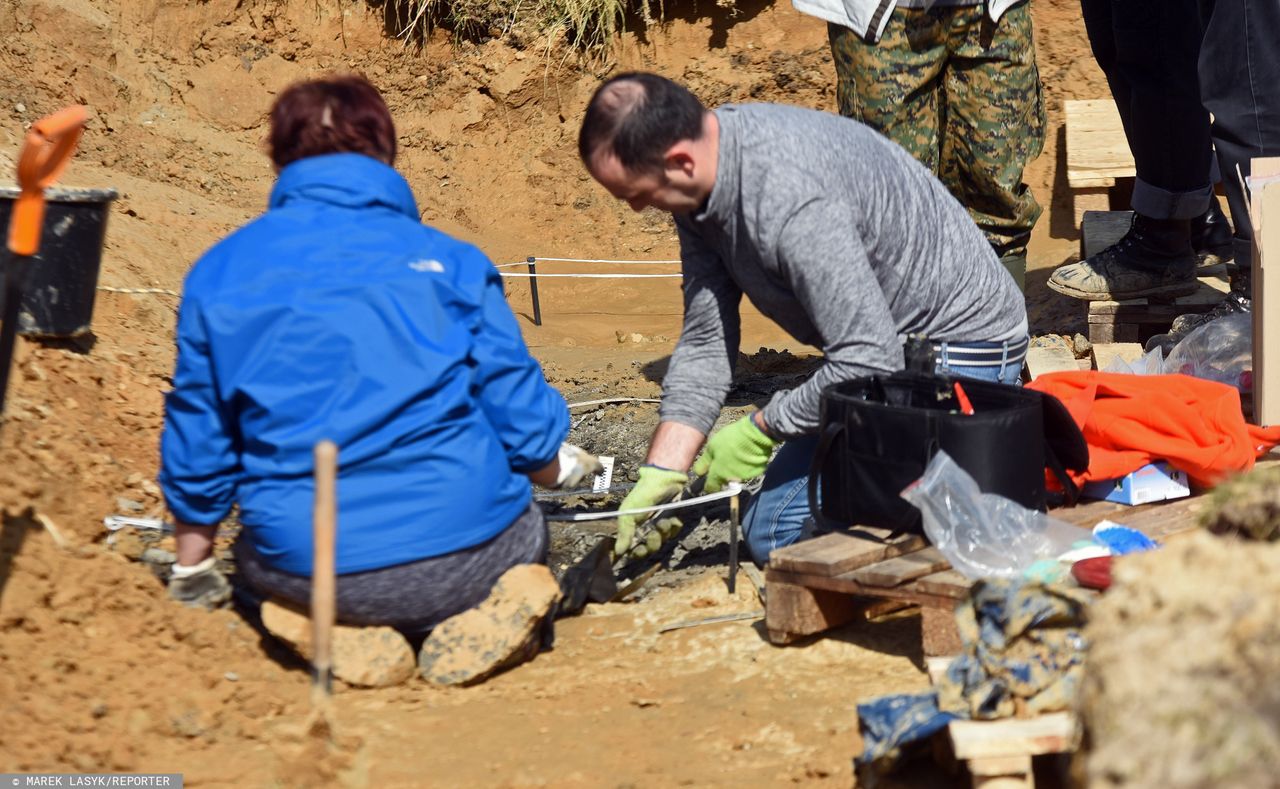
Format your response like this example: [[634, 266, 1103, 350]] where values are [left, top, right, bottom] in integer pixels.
[[0, 186, 118, 337]]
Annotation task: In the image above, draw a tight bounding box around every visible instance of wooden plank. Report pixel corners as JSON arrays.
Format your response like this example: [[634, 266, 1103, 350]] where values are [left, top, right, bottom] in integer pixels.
[[916, 569, 971, 599], [1026, 345, 1078, 381], [1051, 493, 1204, 542], [1050, 497, 1142, 528], [852, 547, 950, 587], [764, 577, 862, 645], [948, 713, 1079, 760], [768, 529, 925, 577], [970, 756, 1035, 789], [1091, 342, 1144, 372], [862, 599, 916, 620], [972, 775, 1034, 789], [1088, 322, 1119, 344], [1073, 187, 1111, 228], [969, 755, 1035, 777], [1099, 495, 1205, 541], [1080, 210, 1132, 259], [925, 655, 953, 685], [1065, 99, 1134, 188], [765, 567, 957, 609], [1087, 274, 1231, 319], [1253, 157, 1280, 425]]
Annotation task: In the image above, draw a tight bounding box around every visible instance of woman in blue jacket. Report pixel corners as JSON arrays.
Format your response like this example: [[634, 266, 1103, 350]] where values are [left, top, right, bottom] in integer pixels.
[[158, 76, 595, 683]]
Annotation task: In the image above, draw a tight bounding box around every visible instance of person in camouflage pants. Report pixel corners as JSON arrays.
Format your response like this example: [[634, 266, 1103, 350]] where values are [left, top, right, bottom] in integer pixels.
[[827, 1, 1044, 289]]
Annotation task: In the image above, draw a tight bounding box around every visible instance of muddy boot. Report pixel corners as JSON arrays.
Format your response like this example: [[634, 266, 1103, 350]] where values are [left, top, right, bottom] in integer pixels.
[[1191, 196, 1234, 269], [1048, 214, 1198, 301], [417, 564, 562, 687], [999, 253, 1027, 292], [261, 600, 416, 688]]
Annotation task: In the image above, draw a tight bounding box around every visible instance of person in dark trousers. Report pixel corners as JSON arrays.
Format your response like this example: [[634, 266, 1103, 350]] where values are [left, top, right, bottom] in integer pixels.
[[1199, 0, 1280, 270], [1052, 0, 1279, 326], [1049, 0, 1233, 302], [1145, 0, 1280, 351]]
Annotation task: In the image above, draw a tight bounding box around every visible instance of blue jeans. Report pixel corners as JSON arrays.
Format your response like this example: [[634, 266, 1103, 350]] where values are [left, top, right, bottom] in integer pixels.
[[740, 342, 1026, 565]]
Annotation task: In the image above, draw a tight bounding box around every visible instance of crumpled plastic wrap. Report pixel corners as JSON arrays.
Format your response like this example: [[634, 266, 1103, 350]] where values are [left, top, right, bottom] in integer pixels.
[[1101, 313, 1252, 392], [900, 451, 1092, 580], [1163, 312, 1252, 392]]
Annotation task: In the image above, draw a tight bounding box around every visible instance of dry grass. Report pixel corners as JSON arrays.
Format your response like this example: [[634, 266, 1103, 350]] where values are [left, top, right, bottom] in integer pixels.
[[384, 0, 651, 52]]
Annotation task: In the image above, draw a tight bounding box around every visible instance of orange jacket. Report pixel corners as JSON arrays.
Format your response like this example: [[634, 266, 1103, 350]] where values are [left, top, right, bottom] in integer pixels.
[[1027, 371, 1280, 488]]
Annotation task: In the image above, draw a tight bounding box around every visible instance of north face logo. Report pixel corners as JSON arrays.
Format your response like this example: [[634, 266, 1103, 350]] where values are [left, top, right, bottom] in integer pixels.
[[408, 259, 445, 273]]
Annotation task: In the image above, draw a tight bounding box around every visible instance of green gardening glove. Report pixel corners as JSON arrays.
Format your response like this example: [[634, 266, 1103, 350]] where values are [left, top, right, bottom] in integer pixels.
[[614, 465, 689, 558], [692, 414, 778, 493]]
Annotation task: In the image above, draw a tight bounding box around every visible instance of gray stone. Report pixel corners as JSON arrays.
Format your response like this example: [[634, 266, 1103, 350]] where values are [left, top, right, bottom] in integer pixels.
[[1072, 333, 1092, 358]]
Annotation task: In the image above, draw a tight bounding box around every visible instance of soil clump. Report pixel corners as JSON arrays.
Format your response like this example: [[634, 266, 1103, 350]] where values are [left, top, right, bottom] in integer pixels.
[[1081, 532, 1280, 788]]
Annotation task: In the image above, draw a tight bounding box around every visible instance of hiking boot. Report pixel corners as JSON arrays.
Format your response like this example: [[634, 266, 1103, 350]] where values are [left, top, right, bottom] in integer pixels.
[[1191, 197, 1234, 268], [1144, 290, 1252, 356], [261, 600, 417, 688], [1048, 215, 1198, 301], [418, 564, 561, 687]]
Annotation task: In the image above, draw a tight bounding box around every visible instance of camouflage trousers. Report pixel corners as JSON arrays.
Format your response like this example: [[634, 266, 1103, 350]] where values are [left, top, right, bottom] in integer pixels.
[[829, 2, 1046, 259]]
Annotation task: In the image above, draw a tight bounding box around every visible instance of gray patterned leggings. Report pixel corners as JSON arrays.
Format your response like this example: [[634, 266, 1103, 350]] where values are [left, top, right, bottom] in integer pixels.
[[234, 502, 549, 635]]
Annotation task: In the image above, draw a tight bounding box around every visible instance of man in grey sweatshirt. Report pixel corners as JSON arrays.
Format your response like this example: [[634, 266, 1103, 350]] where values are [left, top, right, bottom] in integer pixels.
[[579, 73, 1028, 564]]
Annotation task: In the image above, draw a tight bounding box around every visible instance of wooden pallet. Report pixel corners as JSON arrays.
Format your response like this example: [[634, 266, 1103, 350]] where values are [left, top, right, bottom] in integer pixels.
[[765, 529, 969, 653], [925, 658, 1080, 789], [764, 495, 1208, 650]]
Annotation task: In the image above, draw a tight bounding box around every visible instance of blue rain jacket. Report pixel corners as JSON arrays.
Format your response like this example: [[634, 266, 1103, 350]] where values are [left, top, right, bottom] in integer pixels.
[[159, 153, 568, 575]]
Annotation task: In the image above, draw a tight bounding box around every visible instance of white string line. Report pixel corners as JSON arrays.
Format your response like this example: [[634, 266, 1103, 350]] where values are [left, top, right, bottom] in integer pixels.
[[500, 272, 683, 279], [567, 397, 660, 408], [97, 285, 181, 296], [496, 257, 681, 267], [536, 257, 681, 264], [544, 482, 741, 522]]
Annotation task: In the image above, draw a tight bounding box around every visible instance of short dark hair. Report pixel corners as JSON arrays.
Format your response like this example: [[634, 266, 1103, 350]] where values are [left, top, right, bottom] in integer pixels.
[[268, 75, 397, 169], [578, 72, 706, 172]]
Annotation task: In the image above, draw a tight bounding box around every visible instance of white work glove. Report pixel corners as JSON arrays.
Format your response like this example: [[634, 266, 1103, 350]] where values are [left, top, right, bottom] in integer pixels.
[[168, 556, 232, 610], [552, 443, 604, 489]]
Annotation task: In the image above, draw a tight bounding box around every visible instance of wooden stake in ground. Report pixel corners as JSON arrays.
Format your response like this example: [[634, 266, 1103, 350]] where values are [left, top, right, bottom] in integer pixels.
[[309, 439, 338, 737]]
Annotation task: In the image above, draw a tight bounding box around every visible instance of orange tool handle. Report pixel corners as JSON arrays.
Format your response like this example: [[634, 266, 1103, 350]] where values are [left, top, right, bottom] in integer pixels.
[[953, 381, 975, 415], [8, 105, 89, 257]]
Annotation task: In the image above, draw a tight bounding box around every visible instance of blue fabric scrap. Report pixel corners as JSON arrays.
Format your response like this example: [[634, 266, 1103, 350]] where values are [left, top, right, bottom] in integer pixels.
[[856, 691, 957, 764]]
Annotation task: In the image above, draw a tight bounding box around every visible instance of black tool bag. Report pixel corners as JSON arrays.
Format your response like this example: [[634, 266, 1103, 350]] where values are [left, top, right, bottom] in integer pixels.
[[807, 371, 1088, 536]]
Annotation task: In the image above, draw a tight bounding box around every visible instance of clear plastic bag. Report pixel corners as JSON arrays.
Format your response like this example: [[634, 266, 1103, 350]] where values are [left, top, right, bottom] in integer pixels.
[[900, 451, 1094, 580], [1102, 346, 1165, 375], [1163, 312, 1252, 392]]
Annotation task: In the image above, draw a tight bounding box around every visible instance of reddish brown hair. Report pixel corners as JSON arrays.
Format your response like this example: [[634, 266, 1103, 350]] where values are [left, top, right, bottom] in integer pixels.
[[268, 75, 397, 169]]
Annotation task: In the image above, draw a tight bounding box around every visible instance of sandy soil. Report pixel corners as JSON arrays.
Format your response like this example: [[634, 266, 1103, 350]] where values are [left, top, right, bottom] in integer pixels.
[[0, 0, 1104, 784]]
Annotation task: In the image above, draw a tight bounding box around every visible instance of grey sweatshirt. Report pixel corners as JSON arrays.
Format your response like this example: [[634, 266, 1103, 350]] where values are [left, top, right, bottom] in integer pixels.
[[661, 103, 1028, 439]]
